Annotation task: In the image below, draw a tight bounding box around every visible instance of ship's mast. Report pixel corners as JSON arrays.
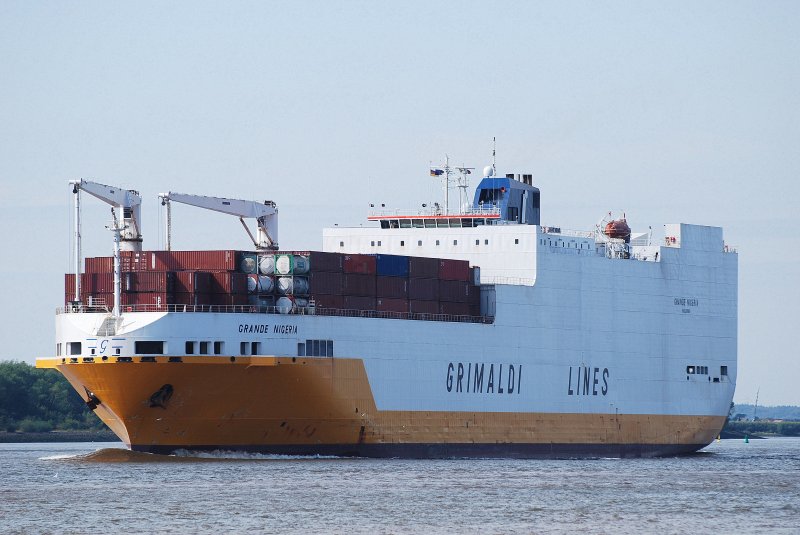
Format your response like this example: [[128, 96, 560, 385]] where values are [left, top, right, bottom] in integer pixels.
[[430, 155, 473, 215], [72, 183, 81, 303]]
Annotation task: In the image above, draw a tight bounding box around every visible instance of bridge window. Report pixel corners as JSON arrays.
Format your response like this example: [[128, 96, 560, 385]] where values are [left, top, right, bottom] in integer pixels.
[[68, 342, 81, 355]]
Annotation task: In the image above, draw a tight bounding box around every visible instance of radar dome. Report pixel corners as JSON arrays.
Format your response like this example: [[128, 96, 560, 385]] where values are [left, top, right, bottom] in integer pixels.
[[483, 166, 494, 177]]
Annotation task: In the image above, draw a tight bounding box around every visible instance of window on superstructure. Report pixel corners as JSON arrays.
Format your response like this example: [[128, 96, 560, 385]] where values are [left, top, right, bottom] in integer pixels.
[[418, 240, 422, 246], [475, 239, 480, 245], [485, 239, 489, 245], [377, 241, 381, 246], [686, 365, 695, 374], [400, 240, 405, 246], [251, 342, 261, 355], [240, 342, 248, 356], [68, 342, 81, 355], [298, 342, 305, 357], [339, 241, 344, 248], [436, 240, 440, 246], [135, 341, 164, 354], [56, 344, 61, 356], [371, 241, 375, 246], [199, 341, 209, 355], [213, 341, 223, 355], [185, 341, 195, 355], [721, 366, 728, 376], [303, 339, 333, 357], [453, 240, 458, 245], [516, 239, 520, 245]]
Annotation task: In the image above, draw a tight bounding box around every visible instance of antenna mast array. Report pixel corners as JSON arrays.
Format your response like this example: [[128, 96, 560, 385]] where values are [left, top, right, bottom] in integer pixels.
[[430, 155, 474, 215]]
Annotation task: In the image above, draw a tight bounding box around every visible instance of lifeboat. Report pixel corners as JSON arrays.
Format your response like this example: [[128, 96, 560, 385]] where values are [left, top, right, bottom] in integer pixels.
[[604, 218, 631, 243]]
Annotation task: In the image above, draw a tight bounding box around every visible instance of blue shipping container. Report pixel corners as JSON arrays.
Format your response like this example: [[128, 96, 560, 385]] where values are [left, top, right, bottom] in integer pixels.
[[374, 254, 409, 277]]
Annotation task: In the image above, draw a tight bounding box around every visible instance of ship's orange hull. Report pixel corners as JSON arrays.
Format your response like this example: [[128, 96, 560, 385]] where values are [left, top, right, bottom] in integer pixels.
[[38, 356, 726, 458]]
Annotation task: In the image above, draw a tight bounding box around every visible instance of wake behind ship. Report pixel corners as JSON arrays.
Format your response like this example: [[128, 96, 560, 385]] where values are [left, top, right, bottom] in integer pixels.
[[37, 160, 738, 457]]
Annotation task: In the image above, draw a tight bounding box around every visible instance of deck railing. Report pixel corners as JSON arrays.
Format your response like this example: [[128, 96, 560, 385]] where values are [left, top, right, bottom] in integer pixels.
[[56, 303, 494, 324]]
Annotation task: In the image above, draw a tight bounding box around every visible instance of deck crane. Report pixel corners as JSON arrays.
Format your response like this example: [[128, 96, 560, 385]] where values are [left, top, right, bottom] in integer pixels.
[[158, 192, 278, 251], [69, 179, 142, 318]]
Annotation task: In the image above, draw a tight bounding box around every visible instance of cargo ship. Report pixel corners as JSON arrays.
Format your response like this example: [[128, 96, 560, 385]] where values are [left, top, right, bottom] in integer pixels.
[[37, 159, 738, 457]]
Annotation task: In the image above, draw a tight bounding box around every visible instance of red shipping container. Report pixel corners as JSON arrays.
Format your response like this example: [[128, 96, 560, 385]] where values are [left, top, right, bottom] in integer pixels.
[[408, 256, 439, 279], [439, 259, 470, 281], [308, 251, 344, 272], [311, 294, 344, 309], [172, 292, 211, 306], [409, 299, 439, 314], [343, 295, 376, 311], [121, 251, 173, 272], [124, 272, 174, 293], [377, 297, 408, 313], [308, 271, 343, 295], [83, 273, 114, 293], [210, 271, 248, 294], [439, 280, 469, 303], [174, 271, 212, 294], [469, 303, 481, 317], [439, 301, 471, 316], [85, 257, 113, 273], [125, 292, 171, 309], [209, 293, 248, 306], [343, 254, 377, 275], [376, 276, 408, 298], [342, 273, 376, 297], [284, 251, 344, 272], [170, 250, 238, 271], [408, 277, 439, 301]]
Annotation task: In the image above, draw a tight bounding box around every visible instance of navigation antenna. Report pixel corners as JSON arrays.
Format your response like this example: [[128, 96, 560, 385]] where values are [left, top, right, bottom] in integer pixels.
[[430, 155, 474, 215], [492, 136, 497, 177]]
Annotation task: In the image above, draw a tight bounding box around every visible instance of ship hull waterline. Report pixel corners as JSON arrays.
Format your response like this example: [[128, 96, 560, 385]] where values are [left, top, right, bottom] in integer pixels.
[[38, 356, 726, 459]]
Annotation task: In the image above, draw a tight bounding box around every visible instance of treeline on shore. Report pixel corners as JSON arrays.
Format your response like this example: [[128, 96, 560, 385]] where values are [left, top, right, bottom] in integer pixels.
[[0, 361, 105, 433], [722, 420, 800, 437]]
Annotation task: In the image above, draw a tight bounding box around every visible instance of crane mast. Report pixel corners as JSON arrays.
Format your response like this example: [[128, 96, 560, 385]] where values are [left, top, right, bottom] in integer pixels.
[[158, 192, 278, 251], [70, 179, 142, 318]]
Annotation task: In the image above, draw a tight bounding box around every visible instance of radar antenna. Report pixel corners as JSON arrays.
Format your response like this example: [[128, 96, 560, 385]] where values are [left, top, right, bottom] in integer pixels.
[[430, 155, 474, 215]]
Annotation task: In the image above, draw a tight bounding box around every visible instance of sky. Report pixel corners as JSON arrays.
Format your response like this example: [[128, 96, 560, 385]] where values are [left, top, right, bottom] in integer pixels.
[[0, 1, 798, 405]]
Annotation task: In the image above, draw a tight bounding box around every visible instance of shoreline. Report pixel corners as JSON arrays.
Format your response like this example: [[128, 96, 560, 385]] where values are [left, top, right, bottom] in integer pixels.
[[0, 430, 120, 443]]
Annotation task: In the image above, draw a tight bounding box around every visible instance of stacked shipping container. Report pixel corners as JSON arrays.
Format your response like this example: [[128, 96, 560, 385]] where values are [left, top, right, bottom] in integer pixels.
[[66, 250, 481, 317]]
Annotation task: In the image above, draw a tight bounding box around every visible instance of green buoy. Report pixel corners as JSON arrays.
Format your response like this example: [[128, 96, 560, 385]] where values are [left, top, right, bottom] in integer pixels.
[[744, 434, 749, 443]]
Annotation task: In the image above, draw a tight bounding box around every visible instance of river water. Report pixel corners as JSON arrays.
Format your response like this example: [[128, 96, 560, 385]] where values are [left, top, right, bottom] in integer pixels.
[[1, 438, 798, 534]]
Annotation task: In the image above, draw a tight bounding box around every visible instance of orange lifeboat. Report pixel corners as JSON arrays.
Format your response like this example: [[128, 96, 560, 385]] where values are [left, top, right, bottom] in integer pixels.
[[604, 218, 631, 243]]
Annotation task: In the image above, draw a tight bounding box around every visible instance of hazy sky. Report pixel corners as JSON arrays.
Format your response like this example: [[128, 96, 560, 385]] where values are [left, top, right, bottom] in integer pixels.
[[1, 1, 797, 405]]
